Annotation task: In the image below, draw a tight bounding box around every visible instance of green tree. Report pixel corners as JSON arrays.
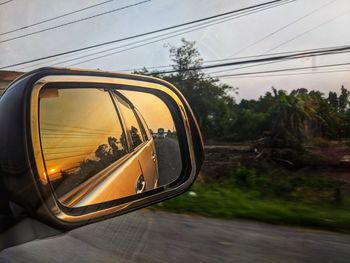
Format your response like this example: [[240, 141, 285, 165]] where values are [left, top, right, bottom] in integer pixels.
[[268, 88, 319, 148], [135, 39, 350, 145], [338, 85, 349, 113], [328, 91, 338, 110], [145, 39, 237, 139]]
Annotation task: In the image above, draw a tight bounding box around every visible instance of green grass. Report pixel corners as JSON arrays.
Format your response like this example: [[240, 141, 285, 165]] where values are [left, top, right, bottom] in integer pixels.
[[153, 166, 350, 232]]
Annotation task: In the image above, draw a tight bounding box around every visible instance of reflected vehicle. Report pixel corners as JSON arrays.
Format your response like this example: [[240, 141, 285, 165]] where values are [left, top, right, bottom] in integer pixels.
[[0, 68, 203, 246], [157, 128, 166, 139], [39, 88, 160, 207], [38, 85, 183, 208]]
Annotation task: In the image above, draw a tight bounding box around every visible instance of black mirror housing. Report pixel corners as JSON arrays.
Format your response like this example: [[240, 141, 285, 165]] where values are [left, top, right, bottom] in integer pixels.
[[0, 67, 204, 230]]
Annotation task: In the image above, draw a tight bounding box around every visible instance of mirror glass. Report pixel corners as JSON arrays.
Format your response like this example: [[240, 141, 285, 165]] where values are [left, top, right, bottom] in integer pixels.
[[38, 86, 182, 208]]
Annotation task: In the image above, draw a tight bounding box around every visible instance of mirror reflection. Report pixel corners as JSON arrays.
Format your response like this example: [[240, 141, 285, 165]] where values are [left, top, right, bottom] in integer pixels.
[[39, 87, 182, 208]]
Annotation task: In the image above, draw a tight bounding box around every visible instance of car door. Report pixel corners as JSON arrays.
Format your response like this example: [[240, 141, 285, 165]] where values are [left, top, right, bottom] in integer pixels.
[[113, 92, 159, 191], [38, 87, 145, 206], [134, 108, 159, 189]]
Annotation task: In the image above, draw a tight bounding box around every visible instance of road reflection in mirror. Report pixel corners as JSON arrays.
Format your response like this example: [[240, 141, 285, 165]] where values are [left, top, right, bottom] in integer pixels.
[[39, 87, 182, 208]]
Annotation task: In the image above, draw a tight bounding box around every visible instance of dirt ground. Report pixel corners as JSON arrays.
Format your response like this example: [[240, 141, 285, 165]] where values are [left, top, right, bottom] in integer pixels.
[[201, 141, 350, 183]]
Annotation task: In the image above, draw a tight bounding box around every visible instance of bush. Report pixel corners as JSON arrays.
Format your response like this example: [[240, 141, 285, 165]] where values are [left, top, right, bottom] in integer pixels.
[[229, 165, 342, 204]]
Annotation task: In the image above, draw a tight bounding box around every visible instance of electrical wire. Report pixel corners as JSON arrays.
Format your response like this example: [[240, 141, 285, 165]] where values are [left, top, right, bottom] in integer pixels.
[[19, 0, 290, 70], [0, 0, 116, 36], [264, 9, 350, 53], [0, 0, 294, 69], [0, 0, 151, 44], [44, 149, 100, 155], [207, 46, 349, 75], [114, 45, 350, 72], [217, 69, 350, 79], [44, 145, 101, 149], [41, 127, 117, 136], [22, 0, 294, 69], [41, 122, 118, 133], [228, 0, 338, 57], [0, 0, 13, 6], [148, 46, 350, 74], [45, 153, 96, 161], [213, 61, 350, 78], [64, 2, 293, 67], [206, 1, 347, 76]]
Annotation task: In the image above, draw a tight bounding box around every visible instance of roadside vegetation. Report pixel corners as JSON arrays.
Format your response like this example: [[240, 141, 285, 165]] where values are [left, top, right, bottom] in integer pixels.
[[154, 165, 350, 232], [147, 39, 350, 231]]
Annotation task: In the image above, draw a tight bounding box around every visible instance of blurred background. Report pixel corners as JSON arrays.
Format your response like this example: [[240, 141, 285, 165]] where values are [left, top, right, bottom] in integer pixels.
[[1, 0, 350, 262]]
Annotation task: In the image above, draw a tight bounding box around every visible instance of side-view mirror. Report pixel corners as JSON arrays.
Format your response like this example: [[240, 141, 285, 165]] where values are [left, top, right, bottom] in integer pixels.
[[0, 67, 204, 230]]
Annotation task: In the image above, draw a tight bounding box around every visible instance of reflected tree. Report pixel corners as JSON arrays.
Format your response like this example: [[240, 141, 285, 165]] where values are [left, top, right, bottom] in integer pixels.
[[130, 126, 142, 148], [53, 136, 129, 196], [95, 144, 110, 163]]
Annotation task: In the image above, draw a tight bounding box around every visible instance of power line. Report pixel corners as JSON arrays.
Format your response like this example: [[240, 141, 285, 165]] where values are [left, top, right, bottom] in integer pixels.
[[206, 0, 344, 76], [51, 13, 250, 67], [114, 45, 350, 72], [217, 69, 350, 79], [17, 0, 293, 71], [21, 0, 291, 70], [73, 45, 350, 73], [0, 0, 14, 6], [16, 36, 331, 71], [41, 127, 117, 136], [0, 0, 115, 36], [41, 134, 107, 138], [207, 59, 297, 75], [21, 0, 293, 69], [41, 122, 117, 133], [206, 45, 350, 75], [44, 145, 100, 149], [41, 136, 104, 139], [264, 9, 350, 53], [208, 7, 349, 76], [0, 0, 294, 69], [213, 61, 350, 78], [63, 1, 293, 67], [0, 0, 150, 44], [44, 149, 99, 155], [45, 152, 96, 161], [148, 46, 350, 74], [228, 0, 337, 57]]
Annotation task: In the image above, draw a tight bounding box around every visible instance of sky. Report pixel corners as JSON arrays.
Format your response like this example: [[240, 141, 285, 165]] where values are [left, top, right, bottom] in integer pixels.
[[119, 90, 175, 132], [1, 0, 350, 100]]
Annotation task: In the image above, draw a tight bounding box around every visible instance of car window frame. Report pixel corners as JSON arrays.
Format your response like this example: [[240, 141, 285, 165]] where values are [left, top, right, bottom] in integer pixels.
[[111, 91, 149, 153], [134, 107, 151, 142], [133, 107, 149, 142]]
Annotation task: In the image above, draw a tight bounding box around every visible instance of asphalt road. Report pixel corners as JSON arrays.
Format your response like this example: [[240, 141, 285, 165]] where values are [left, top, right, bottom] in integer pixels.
[[154, 137, 182, 186], [1, 210, 350, 263]]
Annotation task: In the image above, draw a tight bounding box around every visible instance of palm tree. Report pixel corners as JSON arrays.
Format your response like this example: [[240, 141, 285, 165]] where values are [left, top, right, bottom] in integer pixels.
[[269, 88, 317, 148]]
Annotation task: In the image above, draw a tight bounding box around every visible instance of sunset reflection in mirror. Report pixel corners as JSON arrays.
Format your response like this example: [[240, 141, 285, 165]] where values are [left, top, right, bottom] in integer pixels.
[[39, 88, 128, 192], [118, 90, 176, 134], [118, 90, 182, 186], [39, 87, 182, 206]]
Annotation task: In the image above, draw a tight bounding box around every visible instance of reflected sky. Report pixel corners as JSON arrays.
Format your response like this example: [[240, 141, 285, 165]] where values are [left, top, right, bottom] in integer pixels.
[[39, 88, 124, 178], [39, 87, 177, 181], [119, 90, 175, 132]]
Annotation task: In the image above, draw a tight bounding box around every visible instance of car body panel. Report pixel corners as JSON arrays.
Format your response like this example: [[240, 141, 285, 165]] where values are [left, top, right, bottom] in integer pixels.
[[136, 140, 158, 190]]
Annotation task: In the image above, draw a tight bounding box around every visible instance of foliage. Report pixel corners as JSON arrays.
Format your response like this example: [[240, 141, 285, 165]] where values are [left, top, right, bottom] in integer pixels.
[[139, 39, 350, 147], [139, 38, 237, 139], [142, 39, 350, 231], [154, 166, 350, 232], [228, 166, 343, 203]]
